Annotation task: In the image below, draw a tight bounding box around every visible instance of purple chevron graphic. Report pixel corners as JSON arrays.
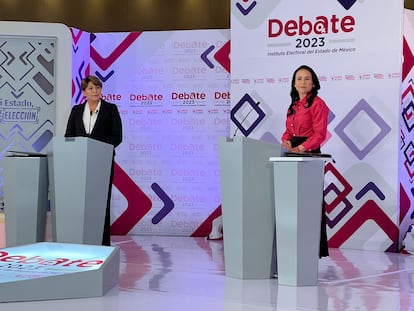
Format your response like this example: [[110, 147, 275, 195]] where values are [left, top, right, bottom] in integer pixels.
[[355, 182, 385, 200], [11, 91, 24, 98], [0, 124, 24, 140], [151, 183, 174, 224], [7, 121, 54, 141], [337, 0, 357, 10], [235, 1, 257, 16], [95, 70, 115, 83], [75, 61, 87, 103], [200, 45, 215, 69]]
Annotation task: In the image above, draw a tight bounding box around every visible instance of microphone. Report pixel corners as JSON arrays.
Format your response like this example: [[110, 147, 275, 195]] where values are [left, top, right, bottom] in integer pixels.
[[232, 101, 260, 138], [88, 110, 93, 134]]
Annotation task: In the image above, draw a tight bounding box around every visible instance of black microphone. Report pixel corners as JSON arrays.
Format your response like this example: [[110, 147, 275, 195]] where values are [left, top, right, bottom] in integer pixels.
[[88, 110, 93, 134], [232, 101, 260, 138]]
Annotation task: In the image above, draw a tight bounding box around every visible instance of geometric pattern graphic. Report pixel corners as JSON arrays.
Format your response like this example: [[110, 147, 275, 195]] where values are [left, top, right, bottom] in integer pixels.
[[231, 0, 281, 29], [201, 40, 231, 73], [71, 28, 91, 105], [235, 1, 257, 16], [324, 164, 399, 251], [324, 157, 399, 251], [329, 198, 399, 252], [191, 205, 222, 237], [403, 37, 414, 81], [110, 162, 152, 235], [402, 100, 414, 133], [403, 140, 414, 166], [334, 98, 391, 160], [90, 32, 141, 82], [230, 93, 265, 137], [400, 15, 414, 247], [213, 41, 231, 73], [324, 163, 354, 228], [0, 36, 56, 200], [151, 182, 175, 225]]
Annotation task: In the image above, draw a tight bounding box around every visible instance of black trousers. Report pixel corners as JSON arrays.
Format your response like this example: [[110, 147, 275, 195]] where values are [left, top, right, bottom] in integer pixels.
[[102, 159, 115, 246], [290, 136, 329, 258]]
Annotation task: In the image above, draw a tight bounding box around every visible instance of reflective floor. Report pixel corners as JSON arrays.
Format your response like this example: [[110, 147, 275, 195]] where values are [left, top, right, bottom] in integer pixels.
[[0, 233, 414, 311]]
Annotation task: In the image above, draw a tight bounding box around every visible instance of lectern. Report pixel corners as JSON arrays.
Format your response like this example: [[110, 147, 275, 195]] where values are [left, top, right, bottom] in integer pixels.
[[218, 136, 280, 279], [48, 137, 113, 245], [3, 153, 48, 247], [269, 156, 326, 286]]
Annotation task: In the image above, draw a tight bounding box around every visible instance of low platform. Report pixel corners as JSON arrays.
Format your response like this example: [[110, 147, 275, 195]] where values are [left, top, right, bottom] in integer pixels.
[[0, 242, 119, 302]]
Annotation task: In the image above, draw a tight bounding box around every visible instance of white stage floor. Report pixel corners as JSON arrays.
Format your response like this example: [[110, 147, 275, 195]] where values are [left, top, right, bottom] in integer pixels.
[[0, 233, 413, 310]]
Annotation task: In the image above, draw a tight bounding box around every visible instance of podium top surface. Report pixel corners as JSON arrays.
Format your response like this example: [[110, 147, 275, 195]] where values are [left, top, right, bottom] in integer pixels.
[[6, 151, 47, 157], [269, 156, 330, 162], [270, 151, 333, 162]]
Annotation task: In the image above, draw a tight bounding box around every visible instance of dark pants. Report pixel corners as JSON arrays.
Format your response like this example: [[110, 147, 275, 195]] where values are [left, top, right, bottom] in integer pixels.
[[102, 159, 115, 246], [290, 137, 329, 258]]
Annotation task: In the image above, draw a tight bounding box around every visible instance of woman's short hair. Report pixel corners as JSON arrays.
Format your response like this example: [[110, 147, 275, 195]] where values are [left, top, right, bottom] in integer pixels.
[[81, 75, 103, 91]]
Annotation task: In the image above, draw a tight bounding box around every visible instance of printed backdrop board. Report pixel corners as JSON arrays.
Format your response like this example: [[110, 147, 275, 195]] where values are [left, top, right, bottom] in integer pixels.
[[400, 9, 414, 250], [230, 0, 403, 251], [0, 8, 406, 250], [0, 21, 71, 209], [71, 29, 231, 236]]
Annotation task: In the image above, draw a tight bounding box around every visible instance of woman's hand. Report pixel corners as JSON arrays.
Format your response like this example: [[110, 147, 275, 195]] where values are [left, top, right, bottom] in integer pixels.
[[293, 144, 305, 153], [282, 140, 292, 151]]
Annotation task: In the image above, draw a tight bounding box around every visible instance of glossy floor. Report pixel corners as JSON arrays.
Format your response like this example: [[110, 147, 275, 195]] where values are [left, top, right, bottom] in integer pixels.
[[0, 234, 413, 311]]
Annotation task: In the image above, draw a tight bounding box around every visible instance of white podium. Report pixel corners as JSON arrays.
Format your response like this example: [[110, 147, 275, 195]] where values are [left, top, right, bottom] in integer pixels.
[[269, 156, 325, 286], [3, 154, 48, 247], [48, 137, 113, 245], [218, 137, 281, 279]]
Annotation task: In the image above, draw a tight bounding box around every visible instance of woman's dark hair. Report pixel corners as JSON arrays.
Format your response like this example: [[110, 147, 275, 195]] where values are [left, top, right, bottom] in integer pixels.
[[287, 65, 320, 116], [81, 75, 103, 91]]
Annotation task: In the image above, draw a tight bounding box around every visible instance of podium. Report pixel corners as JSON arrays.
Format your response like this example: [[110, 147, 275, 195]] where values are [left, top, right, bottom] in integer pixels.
[[48, 137, 113, 245], [269, 156, 326, 286], [3, 153, 48, 247], [218, 136, 281, 279]]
